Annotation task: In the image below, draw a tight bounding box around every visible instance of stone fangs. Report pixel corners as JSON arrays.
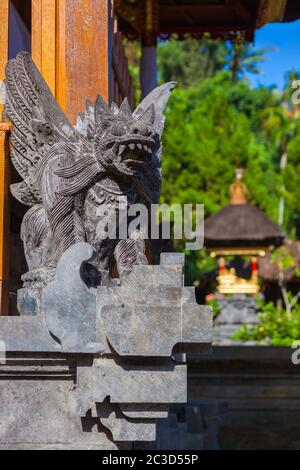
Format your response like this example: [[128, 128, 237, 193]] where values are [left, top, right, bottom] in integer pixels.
[[118, 142, 152, 154]]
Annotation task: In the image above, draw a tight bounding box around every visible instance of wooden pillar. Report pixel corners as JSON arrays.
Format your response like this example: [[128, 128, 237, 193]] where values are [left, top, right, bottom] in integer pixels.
[[140, 44, 157, 98], [140, 0, 158, 98], [32, 0, 113, 123], [32, 0, 57, 96], [0, 0, 11, 315]]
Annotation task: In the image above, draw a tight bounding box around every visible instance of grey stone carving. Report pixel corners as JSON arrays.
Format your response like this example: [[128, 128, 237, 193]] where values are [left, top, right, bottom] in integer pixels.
[[1, 51, 213, 449], [0, 355, 125, 450], [97, 265, 212, 357], [44, 242, 105, 353], [4, 51, 176, 288], [0, 244, 212, 448]]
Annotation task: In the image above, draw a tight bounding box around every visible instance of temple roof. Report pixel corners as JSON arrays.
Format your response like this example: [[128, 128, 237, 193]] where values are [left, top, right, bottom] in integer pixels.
[[204, 171, 285, 248], [205, 203, 285, 248], [281, 0, 300, 22], [116, 1, 300, 43], [117, 0, 258, 41]]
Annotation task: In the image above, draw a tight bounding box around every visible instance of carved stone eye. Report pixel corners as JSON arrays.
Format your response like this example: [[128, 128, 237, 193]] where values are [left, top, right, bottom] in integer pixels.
[[110, 122, 128, 136], [132, 124, 152, 137], [139, 125, 151, 136]]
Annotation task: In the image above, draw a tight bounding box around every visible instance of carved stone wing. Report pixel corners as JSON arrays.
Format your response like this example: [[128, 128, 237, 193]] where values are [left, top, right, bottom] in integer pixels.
[[4, 51, 80, 206], [133, 82, 177, 141], [133, 82, 177, 204]]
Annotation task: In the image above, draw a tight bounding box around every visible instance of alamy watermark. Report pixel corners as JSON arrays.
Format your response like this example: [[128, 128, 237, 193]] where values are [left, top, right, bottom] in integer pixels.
[[291, 341, 300, 365], [96, 199, 204, 251], [292, 81, 300, 104]]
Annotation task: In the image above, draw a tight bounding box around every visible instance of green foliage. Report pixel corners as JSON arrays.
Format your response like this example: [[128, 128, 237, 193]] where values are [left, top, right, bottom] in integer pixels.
[[258, 72, 300, 232], [232, 298, 300, 346], [206, 297, 220, 318], [160, 71, 286, 283], [283, 125, 300, 233], [158, 36, 228, 87], [271, 246, 296, 270], [157, 36, 269, 87], [161, 72, 279, 218], [226, 40, 269, 82]]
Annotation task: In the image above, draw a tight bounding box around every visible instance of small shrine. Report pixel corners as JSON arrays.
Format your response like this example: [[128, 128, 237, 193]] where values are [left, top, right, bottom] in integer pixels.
[[204, 170, 285, 345], [205, 169, 285, 296]]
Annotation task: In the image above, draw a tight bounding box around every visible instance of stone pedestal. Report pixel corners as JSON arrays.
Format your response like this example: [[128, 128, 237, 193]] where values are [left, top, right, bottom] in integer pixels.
[[214, 294, 260, 345], [0, 243, 212, 449], [0, 354, 125, 450]]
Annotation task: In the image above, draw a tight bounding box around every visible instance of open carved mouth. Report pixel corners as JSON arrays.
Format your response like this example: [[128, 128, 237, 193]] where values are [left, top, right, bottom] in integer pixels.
[[107, 136, 155, 162]]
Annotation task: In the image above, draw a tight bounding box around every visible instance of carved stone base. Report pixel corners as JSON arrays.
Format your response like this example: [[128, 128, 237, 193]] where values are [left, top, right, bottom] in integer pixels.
[[0, 244, 212, 449], [0, 354, 127, 450]]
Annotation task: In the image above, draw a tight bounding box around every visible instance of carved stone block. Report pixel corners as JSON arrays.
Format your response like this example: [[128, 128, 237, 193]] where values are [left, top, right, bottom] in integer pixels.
[[97, 259, 212, 357], [0, 243, 212, 448]]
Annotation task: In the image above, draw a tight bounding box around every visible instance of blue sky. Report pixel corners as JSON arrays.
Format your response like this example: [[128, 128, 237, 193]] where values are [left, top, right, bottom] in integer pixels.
[[247, 19, 300, 90]]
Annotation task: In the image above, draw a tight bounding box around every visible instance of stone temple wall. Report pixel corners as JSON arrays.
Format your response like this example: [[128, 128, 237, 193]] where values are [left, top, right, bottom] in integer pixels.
[[188, 347, 300, 450]]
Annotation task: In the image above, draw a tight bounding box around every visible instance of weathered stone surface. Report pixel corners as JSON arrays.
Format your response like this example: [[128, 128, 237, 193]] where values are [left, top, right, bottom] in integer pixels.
[[76, 357, 186, 407], [92, 359, 186, 404], [160, 252, 185, 266], [120, 404, 169, 419], [182, 287, 212, 344], [5, 244, 212, 359], [92, 402, 156, 442], [75, 356, 185, 443], [0, 315, 59, 352], [98, 262, 212, 357], [44, 243, 104, 354], [0, 243, 213, 447], [17, 287, 44, 316], [0, 355, 125, 450]]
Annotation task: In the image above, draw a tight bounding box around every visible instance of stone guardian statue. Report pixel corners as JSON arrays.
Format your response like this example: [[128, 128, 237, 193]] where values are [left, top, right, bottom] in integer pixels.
[[4, 52, 176, 287]]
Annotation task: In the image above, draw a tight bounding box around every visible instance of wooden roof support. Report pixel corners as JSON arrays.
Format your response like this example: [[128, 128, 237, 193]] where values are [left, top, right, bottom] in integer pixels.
[[257, 0, 288, 28], [0, 0, 11, 315], [32, 0, 113, 122], [32, 0, 57, 96]]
